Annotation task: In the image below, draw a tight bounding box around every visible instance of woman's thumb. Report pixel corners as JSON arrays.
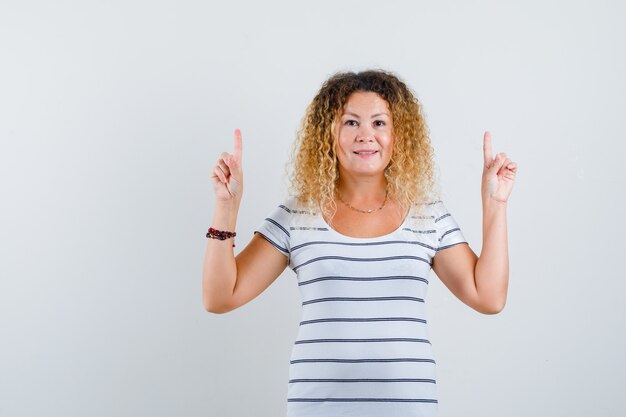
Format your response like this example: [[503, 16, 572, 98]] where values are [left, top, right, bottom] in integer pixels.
[[225, 154, 242, 179], [488, 154, 506, 175]]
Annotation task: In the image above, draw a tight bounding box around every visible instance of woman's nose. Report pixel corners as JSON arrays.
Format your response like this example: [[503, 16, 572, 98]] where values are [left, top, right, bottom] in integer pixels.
[[356, 127, 374, 142]]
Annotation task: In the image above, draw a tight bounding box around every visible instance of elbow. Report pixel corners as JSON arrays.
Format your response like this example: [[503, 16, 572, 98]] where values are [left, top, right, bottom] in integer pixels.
[[202, 294, 233, 315], [479, 299, 506, 315], [204, 302, 232, 315], [204, 303, 226, 314]]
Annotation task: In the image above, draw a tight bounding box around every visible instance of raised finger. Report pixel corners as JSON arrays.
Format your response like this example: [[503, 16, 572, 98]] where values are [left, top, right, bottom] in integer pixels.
[[233, 128, 242, 162], [483, 131, 493, 168]]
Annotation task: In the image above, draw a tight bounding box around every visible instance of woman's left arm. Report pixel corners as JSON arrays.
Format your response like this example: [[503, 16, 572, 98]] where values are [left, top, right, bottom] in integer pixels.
[[432, 131, 517, 315]]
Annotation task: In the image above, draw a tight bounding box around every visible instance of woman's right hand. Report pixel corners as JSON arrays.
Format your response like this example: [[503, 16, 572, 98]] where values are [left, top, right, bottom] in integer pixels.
[[211, 128, 243, 204]]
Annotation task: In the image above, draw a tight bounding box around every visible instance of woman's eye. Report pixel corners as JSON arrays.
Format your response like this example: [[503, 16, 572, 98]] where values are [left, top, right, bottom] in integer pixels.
[[374, 120, 386, 127], [345, 120, 358, 126]]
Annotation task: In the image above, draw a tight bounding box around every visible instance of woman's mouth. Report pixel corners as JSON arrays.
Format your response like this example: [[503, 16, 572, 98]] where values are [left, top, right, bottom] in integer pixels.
[[353, 150, 378, 158]]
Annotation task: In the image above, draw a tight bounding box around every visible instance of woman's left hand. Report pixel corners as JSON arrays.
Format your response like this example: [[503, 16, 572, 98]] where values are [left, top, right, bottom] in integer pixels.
[[481, 131, 517, 204]]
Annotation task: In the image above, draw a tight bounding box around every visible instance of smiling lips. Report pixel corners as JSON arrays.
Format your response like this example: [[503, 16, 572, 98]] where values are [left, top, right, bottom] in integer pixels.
[[353, 149, 379, 158]]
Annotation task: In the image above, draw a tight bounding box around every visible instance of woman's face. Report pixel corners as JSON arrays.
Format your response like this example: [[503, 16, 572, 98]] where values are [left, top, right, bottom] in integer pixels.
[[335, 91, 393, 178]]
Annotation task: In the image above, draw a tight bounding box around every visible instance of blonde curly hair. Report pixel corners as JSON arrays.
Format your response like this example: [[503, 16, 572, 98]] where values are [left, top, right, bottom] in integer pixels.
[[288, 69, 440, 220]]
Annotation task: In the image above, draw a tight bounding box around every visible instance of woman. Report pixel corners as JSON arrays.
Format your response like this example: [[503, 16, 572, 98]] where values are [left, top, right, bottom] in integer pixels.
[[202, 70, 517, 417]]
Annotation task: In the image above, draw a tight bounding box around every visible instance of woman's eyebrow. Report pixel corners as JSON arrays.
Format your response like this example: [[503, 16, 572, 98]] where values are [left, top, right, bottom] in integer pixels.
[[342, 111, 390, 118]]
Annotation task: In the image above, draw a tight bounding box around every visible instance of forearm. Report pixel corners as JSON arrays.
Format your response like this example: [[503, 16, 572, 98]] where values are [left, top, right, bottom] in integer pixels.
[[202, 201, 240, 312], [474, 198, 509, 312]]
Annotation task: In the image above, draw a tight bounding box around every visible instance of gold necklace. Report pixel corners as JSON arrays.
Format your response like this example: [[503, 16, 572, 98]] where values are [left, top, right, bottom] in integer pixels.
[[337, 190, 388, 214]]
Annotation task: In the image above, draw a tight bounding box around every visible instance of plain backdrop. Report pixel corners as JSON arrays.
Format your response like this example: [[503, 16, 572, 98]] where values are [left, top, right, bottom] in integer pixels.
[[1, 1, 625, 416]]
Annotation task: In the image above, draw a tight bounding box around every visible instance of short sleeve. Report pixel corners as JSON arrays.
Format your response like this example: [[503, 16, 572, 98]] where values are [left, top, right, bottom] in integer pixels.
[[254, 203, 291, 258], [433, 200, 467, 251]]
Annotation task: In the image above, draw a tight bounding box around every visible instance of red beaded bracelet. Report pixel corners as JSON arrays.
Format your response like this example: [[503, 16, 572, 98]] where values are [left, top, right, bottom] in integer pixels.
[[206, 227, 236, 247]]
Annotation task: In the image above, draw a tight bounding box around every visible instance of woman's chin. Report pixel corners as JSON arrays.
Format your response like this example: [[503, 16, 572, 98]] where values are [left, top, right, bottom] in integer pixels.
[[342, 167, 386, 177]]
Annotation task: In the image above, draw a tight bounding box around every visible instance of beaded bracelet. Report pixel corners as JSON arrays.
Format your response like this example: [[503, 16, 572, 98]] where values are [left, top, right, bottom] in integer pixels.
[[206, 227, 236, 247]]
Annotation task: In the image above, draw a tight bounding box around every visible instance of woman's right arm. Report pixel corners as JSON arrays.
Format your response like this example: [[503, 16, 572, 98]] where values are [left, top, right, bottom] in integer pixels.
[[202, 129, 288, 314]]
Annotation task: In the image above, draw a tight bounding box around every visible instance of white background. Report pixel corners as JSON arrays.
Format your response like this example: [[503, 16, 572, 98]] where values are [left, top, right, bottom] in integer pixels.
[[1, 1, 625, 416]]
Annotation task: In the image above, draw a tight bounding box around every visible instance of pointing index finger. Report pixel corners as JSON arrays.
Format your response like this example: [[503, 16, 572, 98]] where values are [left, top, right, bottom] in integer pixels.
[[483, 131, 493, 167], [233, 128, 242, 161]]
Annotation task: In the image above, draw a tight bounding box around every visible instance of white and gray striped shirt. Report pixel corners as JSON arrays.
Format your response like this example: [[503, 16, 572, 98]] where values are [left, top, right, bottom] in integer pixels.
[[254, 197, 467, 417]]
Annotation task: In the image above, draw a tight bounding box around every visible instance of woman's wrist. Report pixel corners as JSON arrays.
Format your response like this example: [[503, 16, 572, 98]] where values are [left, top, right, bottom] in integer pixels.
[[212, 199, 240, 230], [482, 196, 508, 211], [215, 198, 240, 211]]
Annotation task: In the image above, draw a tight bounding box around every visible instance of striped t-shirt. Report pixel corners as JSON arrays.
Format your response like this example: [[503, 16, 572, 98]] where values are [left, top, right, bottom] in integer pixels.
[[254, 197, 467, 417]]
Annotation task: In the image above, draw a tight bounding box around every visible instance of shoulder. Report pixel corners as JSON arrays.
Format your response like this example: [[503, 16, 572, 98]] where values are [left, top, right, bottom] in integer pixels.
[[408, 199, 443, 219], [263, 196, 318, 227], [279, 197, 317, 214]]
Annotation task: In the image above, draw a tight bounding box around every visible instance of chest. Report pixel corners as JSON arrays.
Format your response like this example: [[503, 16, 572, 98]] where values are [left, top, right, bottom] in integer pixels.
[[323, 204, 406, 238]]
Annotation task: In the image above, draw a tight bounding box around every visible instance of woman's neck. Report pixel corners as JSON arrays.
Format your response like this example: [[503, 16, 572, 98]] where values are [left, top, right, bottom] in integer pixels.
[[336, 173, 388, 205]]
